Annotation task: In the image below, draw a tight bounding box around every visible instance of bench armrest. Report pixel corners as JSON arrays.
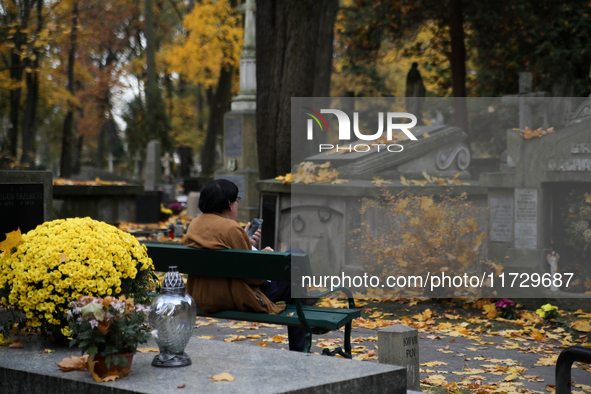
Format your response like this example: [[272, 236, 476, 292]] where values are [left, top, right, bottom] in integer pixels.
[[294, 287, 356, 331]]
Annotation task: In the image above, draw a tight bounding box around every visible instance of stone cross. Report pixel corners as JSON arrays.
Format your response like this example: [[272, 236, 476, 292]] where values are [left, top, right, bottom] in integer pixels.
[[501, 72, 548, 130], [238, 0, 255, 49], [133, 152, 142, 180], [107, 153, 115, 173], [161, 152, 173, 177], [232, 0, 256, 111]]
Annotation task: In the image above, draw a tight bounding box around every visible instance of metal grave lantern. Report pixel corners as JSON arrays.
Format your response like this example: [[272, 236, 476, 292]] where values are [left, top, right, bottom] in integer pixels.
[[149, 266, 197, 367]]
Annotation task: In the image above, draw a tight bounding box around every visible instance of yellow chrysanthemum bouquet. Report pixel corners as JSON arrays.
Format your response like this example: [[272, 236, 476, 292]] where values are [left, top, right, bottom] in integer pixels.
[[0, 217, 155, 334]]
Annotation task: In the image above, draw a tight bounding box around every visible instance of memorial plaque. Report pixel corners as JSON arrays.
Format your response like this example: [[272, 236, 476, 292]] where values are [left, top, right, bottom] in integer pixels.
[[225, 118, 243, 157], [490, 197, 513, 242], [0, 183, 44, 239], [216, 175, 245, 201], [514, 188, 538, 250]]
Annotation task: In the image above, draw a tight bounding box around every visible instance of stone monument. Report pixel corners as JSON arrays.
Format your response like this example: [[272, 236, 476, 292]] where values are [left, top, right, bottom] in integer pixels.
[[144, 140, 162, 192], [258, 97, 487, 276], [160, 152, 176, 204], [215, 0, 259, 223], [481, 98, 591, 298], [501, 72, 549, 172]]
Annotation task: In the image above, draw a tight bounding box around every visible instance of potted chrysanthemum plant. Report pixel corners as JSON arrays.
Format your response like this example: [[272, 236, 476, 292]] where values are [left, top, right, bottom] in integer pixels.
[[64, 295, 151, 380], [0, 217, 155, 341]]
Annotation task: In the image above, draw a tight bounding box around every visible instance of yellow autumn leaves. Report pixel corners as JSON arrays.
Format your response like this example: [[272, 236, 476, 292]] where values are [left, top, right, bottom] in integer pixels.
[[519, 126, 556, 139], [275, 163, 470, 188], [357, 192, 486, 291], [165, 0, 242, 89], [275, 162, 348, 185]]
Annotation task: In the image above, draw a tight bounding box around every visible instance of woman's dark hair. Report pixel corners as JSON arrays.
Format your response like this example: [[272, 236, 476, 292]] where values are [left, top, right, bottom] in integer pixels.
[[198, 179, 239, 214]]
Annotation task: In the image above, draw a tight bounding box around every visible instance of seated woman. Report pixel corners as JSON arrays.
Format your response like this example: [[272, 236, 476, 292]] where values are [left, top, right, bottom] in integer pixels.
[[184, 179, 305, 351]]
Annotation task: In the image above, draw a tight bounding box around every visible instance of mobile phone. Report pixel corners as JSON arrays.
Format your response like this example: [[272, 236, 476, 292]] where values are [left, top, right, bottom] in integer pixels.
[[247, 219, 263, 240]]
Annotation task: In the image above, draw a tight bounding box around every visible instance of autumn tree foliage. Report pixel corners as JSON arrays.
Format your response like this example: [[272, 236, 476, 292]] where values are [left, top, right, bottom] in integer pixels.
[[1, 0, 144, 172], [0, 0, 52, 167], [165, 0, 242, 176], [355, 192, 486, 295]]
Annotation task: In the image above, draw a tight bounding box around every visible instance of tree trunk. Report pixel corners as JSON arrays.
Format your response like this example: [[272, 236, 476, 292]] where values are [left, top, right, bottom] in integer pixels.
[[60, 1, 78, 179], [144, 0, 172, 152], [313, 0, 338, 97], [201, 67, 234, 177], [144, 0, 157, 136], [256, 0, 338, 179], [449, 0, 469, 136], [6, 3, 32, 159], [21, 0, 44, 168]]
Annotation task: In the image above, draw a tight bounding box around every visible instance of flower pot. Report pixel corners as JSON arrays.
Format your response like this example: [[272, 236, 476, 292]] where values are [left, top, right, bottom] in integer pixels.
[[90, 353, 134, 378]]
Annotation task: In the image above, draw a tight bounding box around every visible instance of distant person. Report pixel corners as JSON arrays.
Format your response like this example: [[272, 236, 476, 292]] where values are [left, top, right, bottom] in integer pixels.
[[405, 62, 426, 125]]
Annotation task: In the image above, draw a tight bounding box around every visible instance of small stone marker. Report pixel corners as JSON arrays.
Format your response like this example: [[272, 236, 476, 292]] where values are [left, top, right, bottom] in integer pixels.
[[378, 324, 420, 391], [186, 191, 200, 218], [145, 140, 162, 191]]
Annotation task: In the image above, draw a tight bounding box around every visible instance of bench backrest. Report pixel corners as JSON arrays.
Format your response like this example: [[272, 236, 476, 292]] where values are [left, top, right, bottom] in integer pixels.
[[143, 242, 312, 283]]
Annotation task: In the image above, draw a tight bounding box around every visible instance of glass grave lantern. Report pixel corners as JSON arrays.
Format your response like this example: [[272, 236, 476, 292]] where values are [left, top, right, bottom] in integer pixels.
[[149, 266, 197, 367]]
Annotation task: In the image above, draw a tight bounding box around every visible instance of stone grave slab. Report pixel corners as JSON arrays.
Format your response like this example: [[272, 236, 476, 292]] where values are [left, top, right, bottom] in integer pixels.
[[0, 170, 52, 240], [0, 336, 405, 394]]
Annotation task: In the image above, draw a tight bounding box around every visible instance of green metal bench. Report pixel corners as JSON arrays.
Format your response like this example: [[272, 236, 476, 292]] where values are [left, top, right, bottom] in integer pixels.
[[143, 242, 360, 358]]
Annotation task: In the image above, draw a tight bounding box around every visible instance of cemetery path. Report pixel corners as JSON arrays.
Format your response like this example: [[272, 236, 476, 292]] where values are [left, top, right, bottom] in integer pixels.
[[190, 298, 591, 394]]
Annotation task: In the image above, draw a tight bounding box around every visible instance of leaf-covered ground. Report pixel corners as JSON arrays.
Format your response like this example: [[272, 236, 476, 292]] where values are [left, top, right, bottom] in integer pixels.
[[190, 297, 591, 394]]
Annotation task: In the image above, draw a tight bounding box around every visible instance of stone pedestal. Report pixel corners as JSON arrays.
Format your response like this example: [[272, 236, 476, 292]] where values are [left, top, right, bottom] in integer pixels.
[[144, 140, 162, 191], [215, 0, 259, 224], [378, 324, 419, 391], [216, 111, 259, 223]]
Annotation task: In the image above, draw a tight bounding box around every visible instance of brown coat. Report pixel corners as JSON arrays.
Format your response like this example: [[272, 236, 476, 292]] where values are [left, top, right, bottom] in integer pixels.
[[183, 213, 285, 314]]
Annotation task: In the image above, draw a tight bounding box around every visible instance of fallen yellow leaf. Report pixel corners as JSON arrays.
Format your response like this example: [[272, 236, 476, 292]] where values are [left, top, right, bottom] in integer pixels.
[[0, 228, 21, 252], [271, 335, 286, 343], [56, 355, 89, 371], [9, 341, 24, 349], [420, 361, 448, 367], [572, 320, 591, 332], [136, 347, 159, 353], [210, 372, 235, 382]]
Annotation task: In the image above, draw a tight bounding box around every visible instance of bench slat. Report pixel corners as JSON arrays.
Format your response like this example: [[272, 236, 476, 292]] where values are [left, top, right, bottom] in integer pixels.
[[198, 304, 360, 330], [143, 243, 311, 282]]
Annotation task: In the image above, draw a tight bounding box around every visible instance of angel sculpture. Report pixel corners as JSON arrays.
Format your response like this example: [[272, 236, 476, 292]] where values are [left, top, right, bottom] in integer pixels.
[[546, 251, 560, 292]]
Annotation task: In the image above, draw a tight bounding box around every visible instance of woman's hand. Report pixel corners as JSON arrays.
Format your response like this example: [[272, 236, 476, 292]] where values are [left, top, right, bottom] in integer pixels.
[[245, 222, 262, 247]]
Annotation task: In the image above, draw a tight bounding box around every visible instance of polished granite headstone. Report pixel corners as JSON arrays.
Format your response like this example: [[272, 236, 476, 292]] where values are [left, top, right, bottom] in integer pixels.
[[0, 171, 52, 241], [0, 336, 406, 394]]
